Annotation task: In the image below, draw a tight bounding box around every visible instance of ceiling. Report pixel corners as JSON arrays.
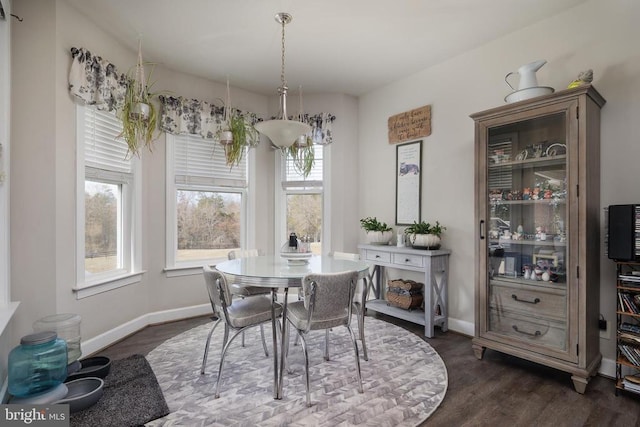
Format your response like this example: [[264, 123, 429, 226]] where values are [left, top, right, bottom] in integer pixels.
[[63, 0, 586, 97]]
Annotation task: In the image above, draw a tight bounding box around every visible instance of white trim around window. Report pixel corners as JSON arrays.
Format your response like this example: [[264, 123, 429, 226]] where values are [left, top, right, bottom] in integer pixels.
[[165, 133, 249, 274], [74, 106, 143, 298]]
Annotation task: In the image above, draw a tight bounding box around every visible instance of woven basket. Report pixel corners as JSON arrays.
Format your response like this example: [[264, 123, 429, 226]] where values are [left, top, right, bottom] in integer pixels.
[[387, 279, 423, 291], [386, 291, 423, 310]]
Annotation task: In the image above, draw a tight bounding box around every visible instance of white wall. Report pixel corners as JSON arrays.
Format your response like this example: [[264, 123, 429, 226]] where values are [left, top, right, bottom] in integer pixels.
[[10, 0, 269, 344], [9, 0, 639, 370], [358, 0, 640, 361], [8, 0, 359, 355]]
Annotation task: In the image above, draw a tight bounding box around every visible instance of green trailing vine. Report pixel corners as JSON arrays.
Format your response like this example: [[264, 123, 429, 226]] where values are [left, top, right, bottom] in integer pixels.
[[288, 137, 315, 177], [218, 110, 259, 168], [118, 74, 159, 157]]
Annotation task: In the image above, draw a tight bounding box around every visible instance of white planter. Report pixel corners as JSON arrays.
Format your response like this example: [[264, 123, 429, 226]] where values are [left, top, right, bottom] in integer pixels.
[[218, 130, 233, 145], [131, 102, 150, 120], [408, 233, 441, 249], [365, 230, 393, 245]]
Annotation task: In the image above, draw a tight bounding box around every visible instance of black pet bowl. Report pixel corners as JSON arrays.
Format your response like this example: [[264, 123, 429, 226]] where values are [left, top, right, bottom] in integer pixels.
[[66, 356, 111, 381], [56, 377, 104, 413]]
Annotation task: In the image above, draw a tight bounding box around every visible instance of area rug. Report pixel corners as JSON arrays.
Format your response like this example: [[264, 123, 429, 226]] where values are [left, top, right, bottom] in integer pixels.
[[71, 354, 169, 427], [146, 316, 447, 426]]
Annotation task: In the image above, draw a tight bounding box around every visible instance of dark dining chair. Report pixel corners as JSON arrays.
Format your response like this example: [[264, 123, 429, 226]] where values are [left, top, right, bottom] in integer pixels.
[[285, 270, 364, 406], [201, 266, 283, 398]]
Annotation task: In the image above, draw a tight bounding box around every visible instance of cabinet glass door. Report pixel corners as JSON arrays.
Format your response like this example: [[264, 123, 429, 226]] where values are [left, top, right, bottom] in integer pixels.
[[485, 112, 569, 352]]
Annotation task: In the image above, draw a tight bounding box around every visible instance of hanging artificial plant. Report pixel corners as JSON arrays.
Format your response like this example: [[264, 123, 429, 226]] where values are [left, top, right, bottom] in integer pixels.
[[286, 87, 315, 178], [215, 79, 259, 167], [288, 133, 315, 177], [118, 40, 159, 157]]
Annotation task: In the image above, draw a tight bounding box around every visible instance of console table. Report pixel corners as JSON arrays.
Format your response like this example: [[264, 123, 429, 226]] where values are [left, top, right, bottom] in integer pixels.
[[358, 244, 450, 338]]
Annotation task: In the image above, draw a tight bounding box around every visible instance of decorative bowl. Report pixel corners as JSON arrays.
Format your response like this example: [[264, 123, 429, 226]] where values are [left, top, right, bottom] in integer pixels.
[[280, 251, 313, 264], [56, 377, 104, 413], [505, 86, 554, 103]]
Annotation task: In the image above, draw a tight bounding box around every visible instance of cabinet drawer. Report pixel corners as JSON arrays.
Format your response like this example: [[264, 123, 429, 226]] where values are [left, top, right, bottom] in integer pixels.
[[490, 282, 565, 320], [392, 253, 425, 268], [489, 308, 566, 351], [365, 250, 391, 263]]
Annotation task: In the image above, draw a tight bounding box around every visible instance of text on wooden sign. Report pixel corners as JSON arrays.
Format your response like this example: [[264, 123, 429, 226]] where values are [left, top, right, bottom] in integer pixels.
[[388, 105, 431, 144]]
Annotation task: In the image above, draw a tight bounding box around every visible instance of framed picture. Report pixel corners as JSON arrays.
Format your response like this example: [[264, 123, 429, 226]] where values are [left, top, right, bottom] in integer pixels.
[[533, 253, 559, 268], [395, 140, 422, 225]]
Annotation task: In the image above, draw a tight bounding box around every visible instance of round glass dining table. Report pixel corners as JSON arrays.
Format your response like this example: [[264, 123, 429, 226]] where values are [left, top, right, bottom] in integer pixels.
[[215, 255, 370, 399]]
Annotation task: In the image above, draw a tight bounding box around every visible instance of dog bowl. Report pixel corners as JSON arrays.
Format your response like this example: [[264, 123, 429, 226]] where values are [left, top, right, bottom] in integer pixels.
[[10, 383, 68, 404], [66, 356, 111, 381], [56, 377, 104, 413]]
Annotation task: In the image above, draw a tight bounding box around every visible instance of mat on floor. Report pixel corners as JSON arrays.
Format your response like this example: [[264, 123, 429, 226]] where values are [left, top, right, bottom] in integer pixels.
[[70, 354, 169, 427]]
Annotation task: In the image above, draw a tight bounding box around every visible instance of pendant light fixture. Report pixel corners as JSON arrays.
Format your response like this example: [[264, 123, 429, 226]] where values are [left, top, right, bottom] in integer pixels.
[[254, 12, 311, 148]]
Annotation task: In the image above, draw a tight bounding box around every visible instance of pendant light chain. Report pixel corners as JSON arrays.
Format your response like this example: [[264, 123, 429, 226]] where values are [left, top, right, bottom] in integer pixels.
[[280, 17, 286, 89]]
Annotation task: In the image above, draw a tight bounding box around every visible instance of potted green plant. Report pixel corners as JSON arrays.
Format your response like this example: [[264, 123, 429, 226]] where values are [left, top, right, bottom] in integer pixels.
[[404, 220, 446, 249], [360, 216, 393, 245], [287, 135, 315, 178], [216, 109, 259, 167], [118, 43, 159, 157], [215, 79, 259, 167]]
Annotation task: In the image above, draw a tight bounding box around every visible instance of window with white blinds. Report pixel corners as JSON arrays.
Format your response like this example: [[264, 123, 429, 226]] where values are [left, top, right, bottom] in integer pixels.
[[166, 133, 247, 270], [83, 108, 132, 175], [277, 144, 324, 255], [282, 144, 323, 190], [76, 106, 141, 294], [174, 133, 247, 188]]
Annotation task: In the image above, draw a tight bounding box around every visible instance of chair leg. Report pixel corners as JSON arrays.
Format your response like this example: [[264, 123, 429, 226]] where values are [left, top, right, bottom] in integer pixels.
[[259, 324, 269, 357], [200, 319, 221, 375], [346, 325, 364, 393], [214, 327, 247, 399], [222, 324, 229, 349], [323, 329, 330, 361], [297, 330, 311, 407], [357, 307, 368, 361], [241, 331, 245, 347]]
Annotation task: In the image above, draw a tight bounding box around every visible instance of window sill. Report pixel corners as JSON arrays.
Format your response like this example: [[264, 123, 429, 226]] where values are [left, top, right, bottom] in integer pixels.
[[0, 301, 20, 336], [73, 271, 145, 299], [164, 265, 213, 278]]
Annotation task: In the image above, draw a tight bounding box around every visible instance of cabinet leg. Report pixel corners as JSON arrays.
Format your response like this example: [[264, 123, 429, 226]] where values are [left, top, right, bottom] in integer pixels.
[[472, 344, 485, 360], [571, 375, 588, 394]]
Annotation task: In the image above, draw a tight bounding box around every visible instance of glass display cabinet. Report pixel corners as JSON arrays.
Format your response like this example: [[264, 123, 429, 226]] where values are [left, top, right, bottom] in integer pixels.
[[471, 85, 606, 393]]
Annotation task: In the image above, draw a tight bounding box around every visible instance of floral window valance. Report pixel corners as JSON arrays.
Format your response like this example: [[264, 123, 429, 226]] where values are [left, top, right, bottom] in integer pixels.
[[68, 47, 336, 144], [68, 47, 128, 112], [159, 95, 260, 142], [299, 113, 336, 145], [159, 96, 335, 145]]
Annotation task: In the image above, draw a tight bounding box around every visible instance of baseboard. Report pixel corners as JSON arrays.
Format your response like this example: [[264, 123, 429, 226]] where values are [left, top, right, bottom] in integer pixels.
[[81, 303, 210, 356], [446, 317, 475, 337], [599, 356, 615, 378]]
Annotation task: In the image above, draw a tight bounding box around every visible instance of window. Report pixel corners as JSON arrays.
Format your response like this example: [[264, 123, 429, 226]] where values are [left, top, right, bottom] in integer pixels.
[[276, 144, 324, 254], [76, 106, 142, 294], [166, 134, 247, 271]]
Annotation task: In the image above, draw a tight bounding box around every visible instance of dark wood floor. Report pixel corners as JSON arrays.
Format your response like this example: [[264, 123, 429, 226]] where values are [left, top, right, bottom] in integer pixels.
[[95, 313, 640, 426]]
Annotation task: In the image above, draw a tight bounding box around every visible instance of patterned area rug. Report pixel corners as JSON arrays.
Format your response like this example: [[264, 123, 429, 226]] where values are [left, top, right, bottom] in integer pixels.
[[146, 316, 447, 426]]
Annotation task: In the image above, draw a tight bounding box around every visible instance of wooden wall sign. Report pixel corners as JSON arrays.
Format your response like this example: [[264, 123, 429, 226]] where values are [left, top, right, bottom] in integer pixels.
[[388, 105, 431, 144]]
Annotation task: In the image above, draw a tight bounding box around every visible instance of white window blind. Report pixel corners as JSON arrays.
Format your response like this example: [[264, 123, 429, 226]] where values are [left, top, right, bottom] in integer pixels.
[[283, 144, 323, 189], [174, 134, 247, 188], [83, 108, 131, 175]]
